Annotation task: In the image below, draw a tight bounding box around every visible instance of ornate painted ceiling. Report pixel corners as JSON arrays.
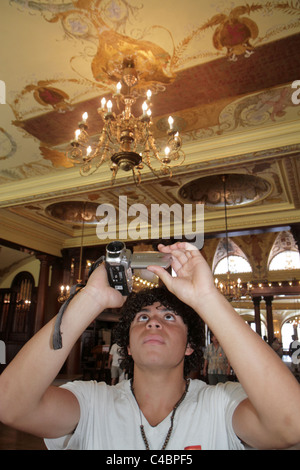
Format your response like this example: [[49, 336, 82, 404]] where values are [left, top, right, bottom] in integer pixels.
[[0, 0, 300, 258]]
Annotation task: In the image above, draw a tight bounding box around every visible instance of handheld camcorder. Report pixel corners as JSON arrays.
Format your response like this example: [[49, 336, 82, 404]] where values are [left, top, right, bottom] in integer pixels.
[[105, 241, 172, 296]]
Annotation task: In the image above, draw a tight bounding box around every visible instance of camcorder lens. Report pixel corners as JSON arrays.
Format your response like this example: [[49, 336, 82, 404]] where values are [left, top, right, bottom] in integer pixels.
[[106, 241, 125, 257]]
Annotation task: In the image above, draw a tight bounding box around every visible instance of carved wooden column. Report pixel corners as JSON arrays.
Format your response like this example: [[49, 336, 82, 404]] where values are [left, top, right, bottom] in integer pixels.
[[252, 296, 262, 337], [34, 254, 52, 333], [264, 296, 274, 344]]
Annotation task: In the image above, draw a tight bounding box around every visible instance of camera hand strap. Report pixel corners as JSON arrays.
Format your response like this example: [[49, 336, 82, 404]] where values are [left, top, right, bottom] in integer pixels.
[[52, 255, 105, 350]]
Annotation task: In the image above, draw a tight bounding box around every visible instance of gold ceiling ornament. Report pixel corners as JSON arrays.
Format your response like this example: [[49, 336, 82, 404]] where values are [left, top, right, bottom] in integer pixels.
[[68, 57, 185, 184]]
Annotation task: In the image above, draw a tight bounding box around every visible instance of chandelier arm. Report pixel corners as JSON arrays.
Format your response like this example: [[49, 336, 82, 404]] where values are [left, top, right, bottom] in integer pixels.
[[142, 159, 161, 178], [114, 94, 121, 112], [95, 155, 107, 168], [98, 127, 110, 146], [79, 154, 106, 176], [68, 146, 82, 163], [147, 135, 163, 163], [161, 166, 173, 178], [132, 166, 141, 185], [116, 121, 121, 142], [94, 130, 116, 164], [165, 150, 186, 167], [111, 168, 118, 185], [138, 118, 149, 148], [105, 120, 118, 146], [80, 165, 97, 176], [131, 122, 139, 152]]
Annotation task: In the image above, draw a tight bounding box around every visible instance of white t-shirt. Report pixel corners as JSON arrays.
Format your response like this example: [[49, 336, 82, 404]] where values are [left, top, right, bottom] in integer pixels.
[[44, 379, 247, 450]]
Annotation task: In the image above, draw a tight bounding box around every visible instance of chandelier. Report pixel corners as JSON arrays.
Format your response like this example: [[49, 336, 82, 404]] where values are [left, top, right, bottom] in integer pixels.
[[68, 58, 185, 184], [215, 272, 242, 301], [214, 175, 243, 302]]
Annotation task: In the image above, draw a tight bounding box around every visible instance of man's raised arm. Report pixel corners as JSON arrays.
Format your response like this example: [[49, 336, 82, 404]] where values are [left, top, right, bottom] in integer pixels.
[[0, 263, 125, 438]]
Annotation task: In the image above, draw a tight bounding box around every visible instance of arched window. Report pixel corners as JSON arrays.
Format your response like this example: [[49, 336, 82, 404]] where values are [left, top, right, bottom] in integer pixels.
[[10, 272, 34, 336], [268, 231, 300, 270], [269, 251, 300, 271], [214, 255, 252, 274], [213, 238, 252, 274]]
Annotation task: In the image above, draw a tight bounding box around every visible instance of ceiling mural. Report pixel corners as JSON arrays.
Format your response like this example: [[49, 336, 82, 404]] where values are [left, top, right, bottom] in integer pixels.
[[0, 0, 299, 259], [178, 174, 272, 207]]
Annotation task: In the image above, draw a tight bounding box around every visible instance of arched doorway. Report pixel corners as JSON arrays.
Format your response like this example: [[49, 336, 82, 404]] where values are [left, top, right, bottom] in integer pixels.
[[0, 272, 36, 366]]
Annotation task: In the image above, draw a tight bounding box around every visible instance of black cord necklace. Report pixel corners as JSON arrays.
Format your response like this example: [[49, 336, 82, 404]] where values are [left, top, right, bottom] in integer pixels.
[[130, 379, 190, 450]]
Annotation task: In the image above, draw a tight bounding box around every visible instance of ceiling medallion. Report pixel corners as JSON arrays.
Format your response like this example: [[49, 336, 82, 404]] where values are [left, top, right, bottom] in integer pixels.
[[46, 201, 99, 224], [178, 173, 271, 207], [68, 57, 185, 184]]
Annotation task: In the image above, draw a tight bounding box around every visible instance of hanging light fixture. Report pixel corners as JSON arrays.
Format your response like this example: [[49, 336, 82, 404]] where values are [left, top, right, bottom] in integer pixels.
[[214, 175, 242, 302], [68, 57, 185, 184], [132, 274, 159, 291], [58, 284, 70, 304], [58, 203, 87, 303]]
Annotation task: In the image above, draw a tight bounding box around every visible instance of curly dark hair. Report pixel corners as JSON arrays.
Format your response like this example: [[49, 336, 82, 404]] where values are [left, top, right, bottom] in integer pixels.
[[114, 286, 204, 377]]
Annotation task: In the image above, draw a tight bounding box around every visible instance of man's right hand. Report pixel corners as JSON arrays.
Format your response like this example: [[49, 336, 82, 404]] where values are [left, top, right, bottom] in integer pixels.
[[83, 261, 127, 311]]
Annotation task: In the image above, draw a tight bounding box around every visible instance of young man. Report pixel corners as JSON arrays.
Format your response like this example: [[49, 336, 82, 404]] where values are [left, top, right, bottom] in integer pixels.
[[0, 242, 299, 450]]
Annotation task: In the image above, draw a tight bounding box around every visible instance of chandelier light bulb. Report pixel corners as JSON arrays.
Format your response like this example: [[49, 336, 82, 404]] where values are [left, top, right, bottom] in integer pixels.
[[168, 116, 174, 129], [142, 101, 148, 115], [86, 146, 92, 156], [116, 82, 122, 93], [146, 89, 152, 99], [75, 129, 81, 140], [101, 97, 106, 109], [82, 112, 88, 122], [165, 146, 170, 156], [107, 100, 112, 112]]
